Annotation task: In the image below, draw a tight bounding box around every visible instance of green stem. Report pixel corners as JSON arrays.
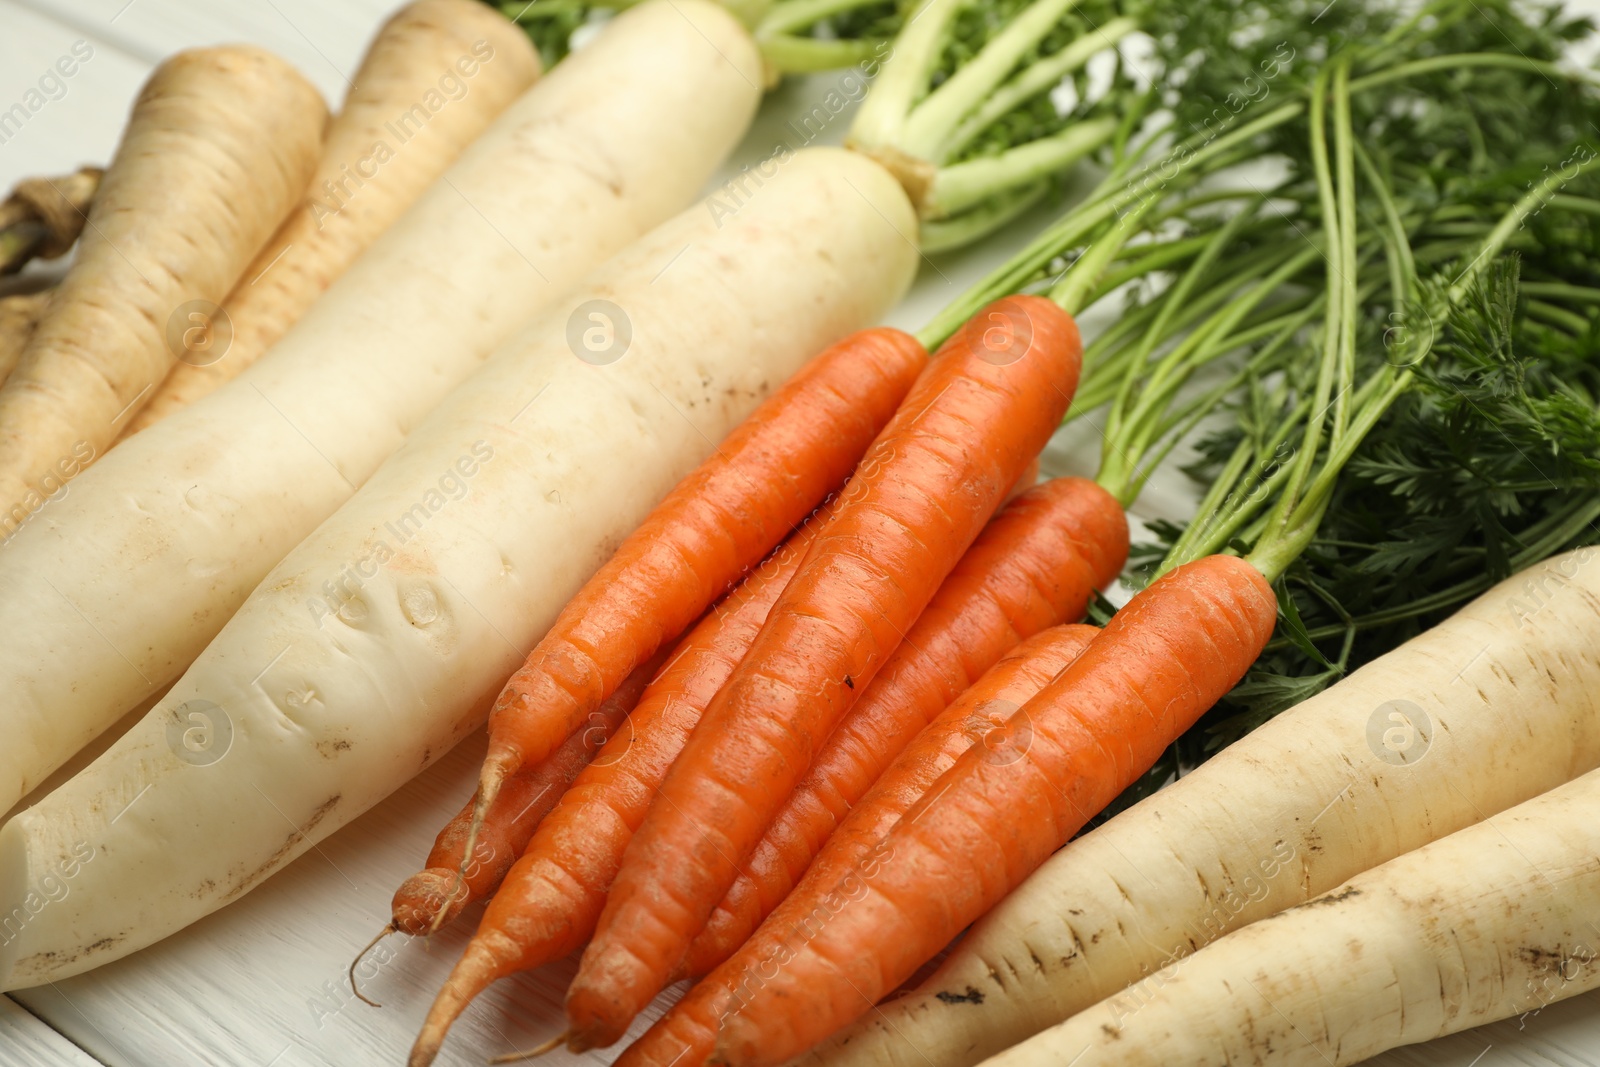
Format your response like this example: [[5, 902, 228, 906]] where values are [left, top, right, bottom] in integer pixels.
[[941, 16, 1140, 161], [1048, 192, 1165, 317], [1524, 298, 1591, 334], [1262, 63, 1345, 554], [901, 0, 1083, 160], [847, 0, 961, 150], [1102, 208, 1260, 450], [760, 34, 891, 72], [1520, 281, 1600, 304], [918, 183, 1050, 253], [756, 0, 883, 35], [1348, 53, 1600, 96], [1278, 496, 1600, 645], [1109, 246, 1322, 504], [924, 117, 1117, 218]]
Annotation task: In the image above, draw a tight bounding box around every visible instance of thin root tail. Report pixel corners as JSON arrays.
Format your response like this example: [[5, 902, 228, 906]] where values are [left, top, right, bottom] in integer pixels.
[[433, 762, 509, 935], [349, 922, 398, 1007], [487, 1031, 568, 1063]]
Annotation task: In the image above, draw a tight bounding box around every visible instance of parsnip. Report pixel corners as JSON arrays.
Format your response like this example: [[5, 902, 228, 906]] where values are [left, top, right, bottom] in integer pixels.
[[0, 47, 325, 518], [0, 291, 50, 389], [0, 0, 761, 812], [805, 546, 1600, 1067], [984, 766, 1600, 1067], [0, 145, 919, 990], [122, 0, 539, 436]]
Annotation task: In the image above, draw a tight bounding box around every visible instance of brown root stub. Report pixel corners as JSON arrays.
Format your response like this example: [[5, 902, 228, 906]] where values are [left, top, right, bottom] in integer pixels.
[[0, 167, 103, 272], [847, 142, 937, 216], [392, 868, 468, 936]]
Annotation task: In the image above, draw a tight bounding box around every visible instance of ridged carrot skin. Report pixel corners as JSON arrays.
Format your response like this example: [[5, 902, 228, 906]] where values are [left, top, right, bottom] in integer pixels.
[[622, 624, 1101, 1067], [711, 554, 1278, 1065], [682, 478, 1127, 977], [478, 327, 928, 790], [406, 518, 824, 1067], [566, 295, 1083, 1050], [390, 658, 659, 936]]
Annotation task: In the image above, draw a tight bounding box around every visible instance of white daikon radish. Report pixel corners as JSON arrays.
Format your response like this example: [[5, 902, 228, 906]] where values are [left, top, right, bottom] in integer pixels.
[[0, 0, 761, 811], [806, 546, 1600, 1067], [985, 765, 1600, 1067], [0, 145, 919, 989]]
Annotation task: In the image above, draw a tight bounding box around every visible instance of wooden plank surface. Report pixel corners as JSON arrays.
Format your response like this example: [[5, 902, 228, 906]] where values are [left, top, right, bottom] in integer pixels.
[[11, 0, 394, 102], [0, 1, 150, 190], [1, 2, 1599, 1066], [1, 995, 101, 1067]]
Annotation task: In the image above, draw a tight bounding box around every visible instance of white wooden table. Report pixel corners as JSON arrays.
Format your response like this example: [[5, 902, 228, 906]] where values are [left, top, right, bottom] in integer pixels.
[[3, 2, 1599, 1064]]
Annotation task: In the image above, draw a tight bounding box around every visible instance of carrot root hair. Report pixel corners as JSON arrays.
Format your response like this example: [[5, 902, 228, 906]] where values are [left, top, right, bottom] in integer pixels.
[[348, 922, 397, 1008], [438, 751, 516, 933], [488, 1031, 568, 1063]]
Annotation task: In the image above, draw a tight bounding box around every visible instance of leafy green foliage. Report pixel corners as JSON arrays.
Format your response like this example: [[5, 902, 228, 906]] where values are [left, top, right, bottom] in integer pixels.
[[812, 0, 901, 43], [1155, 255, 1600, 753], [932, 0, 1131, 164], [486, 0, 592, 68]]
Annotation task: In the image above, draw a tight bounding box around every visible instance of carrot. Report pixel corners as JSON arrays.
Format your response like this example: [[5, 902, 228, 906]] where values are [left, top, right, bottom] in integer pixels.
[[408, 515, 826, 1067], [803, 552, 1600, 1067], [391, 656, 661, 940], [461, 327, 928, 883], [122, 0, 538, 436], [681, 477, 1127, 978], [708, 554, 1276, 1065], [621, 623, 1101, 1067], [1007, 456, 1039, 500], [349, 654, 660, 1007], [0, 47, 325, 532], [564, 293, 1082, 1050]]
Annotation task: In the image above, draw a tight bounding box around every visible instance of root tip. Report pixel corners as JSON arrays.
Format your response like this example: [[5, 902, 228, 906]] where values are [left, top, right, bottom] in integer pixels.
[[349, 922, 397, 1008], [488, 1031, 568, 1063]]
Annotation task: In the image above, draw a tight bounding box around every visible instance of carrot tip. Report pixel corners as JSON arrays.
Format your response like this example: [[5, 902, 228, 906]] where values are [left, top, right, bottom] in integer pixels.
[[349, 922, 397, 1008], [488, 1031, 567, 1063]]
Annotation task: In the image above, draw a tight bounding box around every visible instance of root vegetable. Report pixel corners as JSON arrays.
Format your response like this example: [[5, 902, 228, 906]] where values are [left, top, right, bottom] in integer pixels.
[[465, 325, 928, 869], [712, 554, 1276, 1064], [802, 547, 1600, 1067], [985, 765, 1600, 1067], [0, 0, 763, 812], [0, 47, 325, 515], [566, 295, 1082, 1049], [0, 143, 917, 990], [624, 623, 1101, 1067], [123, 0, 539, 436], [0, 291, 50, 389], [682, 478, 1127, 978], [389, 657, 660, 940], [409, 514, 825, 1067]]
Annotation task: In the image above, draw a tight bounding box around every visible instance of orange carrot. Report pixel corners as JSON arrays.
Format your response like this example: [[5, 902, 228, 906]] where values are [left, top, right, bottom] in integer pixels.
[[566, 294, 1083, 1049], [464, 328, 927, 863], [1007, 456, 1039, 500], [391, 657, 661, 939], [681, 478, 1126, 978], [407, 516, 826, 1067], [621, 623, 1101, 1067], [707, 554, 1277, 1065]]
